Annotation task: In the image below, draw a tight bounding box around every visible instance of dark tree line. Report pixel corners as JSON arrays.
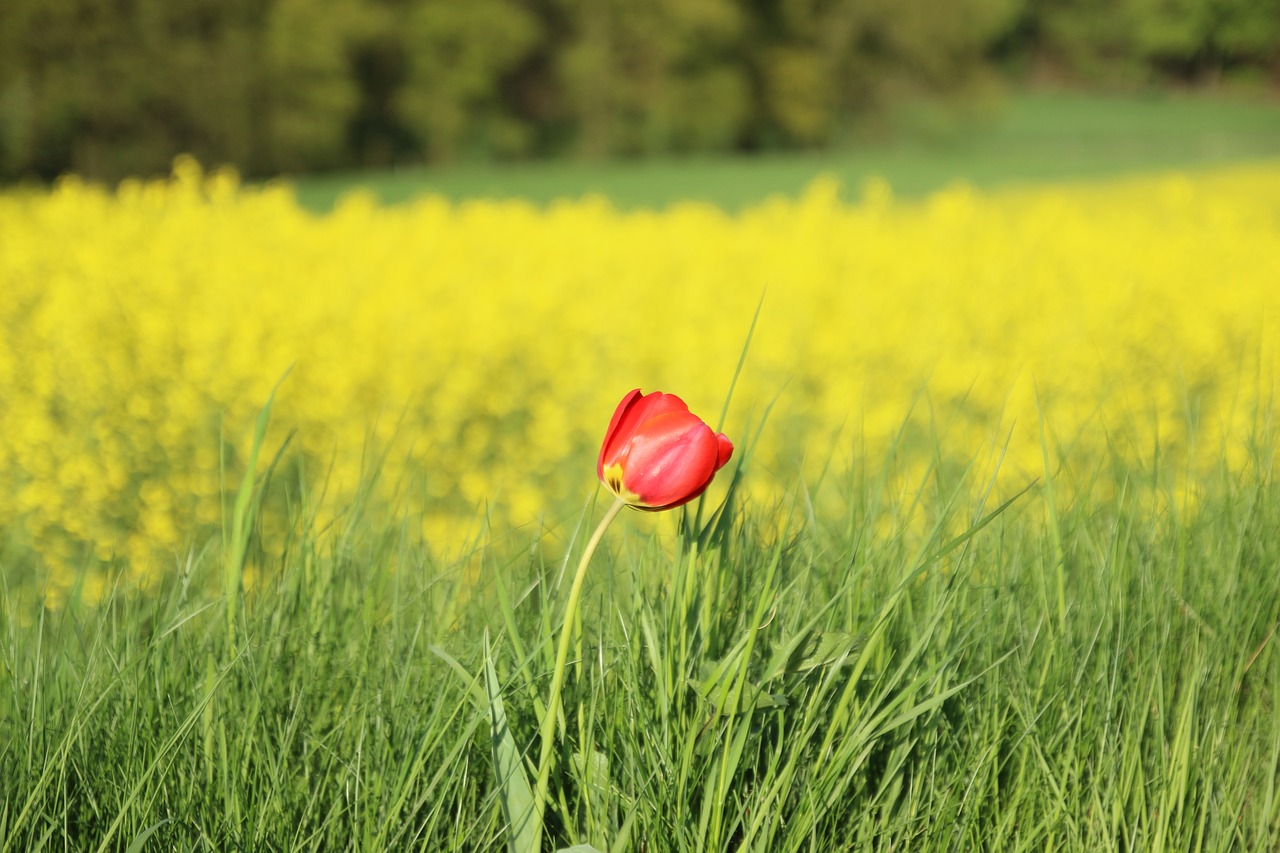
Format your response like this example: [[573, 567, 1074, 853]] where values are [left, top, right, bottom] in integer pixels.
[[1, 0, 1276, 181]]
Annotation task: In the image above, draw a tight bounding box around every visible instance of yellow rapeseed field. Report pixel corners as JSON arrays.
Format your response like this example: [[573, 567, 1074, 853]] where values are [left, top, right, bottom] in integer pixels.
[[3, 157, 1279, 598]]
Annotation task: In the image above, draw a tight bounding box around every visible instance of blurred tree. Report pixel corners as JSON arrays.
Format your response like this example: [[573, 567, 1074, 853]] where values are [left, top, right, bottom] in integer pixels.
[[6, 0, 262, 178], [1033, 0, 1158, 81], [656, 0, 753, 152], [1028, 0, 1280, 83], [556, 0, 749, 157], [743, 0, 1021, 146], [0, 0, 155, 178], [347, 32, 416, 168], [1131, 0, 1280, 81], [261, 0, 378, 172], [397, 0, 542, 160], [0, 0, 375, 179], [0, 0, 1276, 181], [0, 1, 33, 176]]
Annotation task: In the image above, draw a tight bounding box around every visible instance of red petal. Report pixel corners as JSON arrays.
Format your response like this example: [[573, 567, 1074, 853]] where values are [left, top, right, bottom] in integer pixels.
[[598, 390, 690, 478], [598, 389, 641, 479], [714, 433, 734, 471], [619, 412, 718, 509]]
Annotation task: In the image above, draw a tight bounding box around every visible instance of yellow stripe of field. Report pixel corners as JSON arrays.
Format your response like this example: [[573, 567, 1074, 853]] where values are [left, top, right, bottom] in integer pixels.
[[2, 157, 1278, 597]]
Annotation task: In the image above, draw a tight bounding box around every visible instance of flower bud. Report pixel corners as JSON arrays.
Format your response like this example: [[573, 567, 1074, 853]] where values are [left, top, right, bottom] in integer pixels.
[[597, 389, 734, 511]]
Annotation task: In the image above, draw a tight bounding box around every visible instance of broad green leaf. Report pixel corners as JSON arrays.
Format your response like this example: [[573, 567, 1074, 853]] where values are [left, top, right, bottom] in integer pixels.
[[571, 748, 612, 848], [762, 629, 864, 682], [687, 677, 788, 715]]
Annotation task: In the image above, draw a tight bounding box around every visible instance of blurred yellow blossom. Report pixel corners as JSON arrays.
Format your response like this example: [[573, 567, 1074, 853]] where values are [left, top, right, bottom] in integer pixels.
[[2, 157, 1278, 597]]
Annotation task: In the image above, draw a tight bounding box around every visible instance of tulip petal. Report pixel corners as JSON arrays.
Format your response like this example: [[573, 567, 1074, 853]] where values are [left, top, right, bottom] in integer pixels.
[[714, 433, 734, 471], [619, 411, 718, 509], [598, 390, 691, 478], [597, 389, 642, 479]]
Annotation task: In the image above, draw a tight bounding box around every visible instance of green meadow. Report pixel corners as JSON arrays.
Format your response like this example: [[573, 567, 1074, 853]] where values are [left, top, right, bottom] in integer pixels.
[[4, 399, 1279, 851], [290, 91, 1280, 211], [4, 92, 1280, 851]]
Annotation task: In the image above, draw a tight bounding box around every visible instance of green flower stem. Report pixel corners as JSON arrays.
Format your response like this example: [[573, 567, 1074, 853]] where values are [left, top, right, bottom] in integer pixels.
[[532, 496, 626, 846]]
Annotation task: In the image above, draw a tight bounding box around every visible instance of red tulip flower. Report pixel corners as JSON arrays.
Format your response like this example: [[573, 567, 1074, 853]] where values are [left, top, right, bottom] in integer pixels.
[[597, 389, 734, 511], [533, 388, 734, 839]]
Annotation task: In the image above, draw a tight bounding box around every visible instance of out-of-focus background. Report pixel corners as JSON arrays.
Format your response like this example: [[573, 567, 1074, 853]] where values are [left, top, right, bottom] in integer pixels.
[[3, 0, 1280, 594], [2, 0, 1277, 188]]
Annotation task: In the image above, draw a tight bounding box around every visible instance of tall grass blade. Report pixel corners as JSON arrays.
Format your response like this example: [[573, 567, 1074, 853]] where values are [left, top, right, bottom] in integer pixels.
[[223, 369, 290, 654], [1035, 385, 1068, 633], [122, 819, 173, 853], [485, 631, 539, 853], [690, 290, 766, 538], [716, 289, 765, 434], [91, 663, 229, 853]]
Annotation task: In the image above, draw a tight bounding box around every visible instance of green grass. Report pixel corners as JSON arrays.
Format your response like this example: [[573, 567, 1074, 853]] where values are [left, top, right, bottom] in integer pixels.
[[7, 102, 1280, 846], [3, 409, 1278, 851], [288, 90, 1280, 212]]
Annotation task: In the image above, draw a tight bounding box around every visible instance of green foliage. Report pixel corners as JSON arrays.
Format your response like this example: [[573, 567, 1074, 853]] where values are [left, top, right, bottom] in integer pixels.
[[485, 632, 539, 853], [262, 0, 377, 172], [557, 0, 750, 156], [2, 0, 1277, 182], [0, 0, 378, 179], [745, 0, 1020, 145], [399, 0, 541, 160], [288, 92, 1280, 213], [1032, 0, 1280, 82], [2, 407, 1280, 849]]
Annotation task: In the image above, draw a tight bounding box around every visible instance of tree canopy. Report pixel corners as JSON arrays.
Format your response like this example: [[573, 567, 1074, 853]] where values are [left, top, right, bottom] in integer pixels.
[[1, 0, 1276, 181]]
